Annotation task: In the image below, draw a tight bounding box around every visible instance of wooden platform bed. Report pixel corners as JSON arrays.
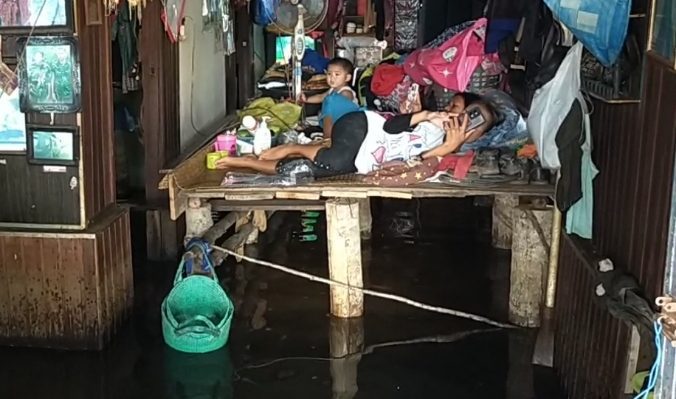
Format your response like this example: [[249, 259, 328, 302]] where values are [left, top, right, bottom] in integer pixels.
[[160, 129, 560, 327]]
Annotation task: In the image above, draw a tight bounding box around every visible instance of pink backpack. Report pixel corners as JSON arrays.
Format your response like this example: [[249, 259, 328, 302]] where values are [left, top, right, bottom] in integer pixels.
[[428, 18, 488, 91], [405, 18, 489, 91]]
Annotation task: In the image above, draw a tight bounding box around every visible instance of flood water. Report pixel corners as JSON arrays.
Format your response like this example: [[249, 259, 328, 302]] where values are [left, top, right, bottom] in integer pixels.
[[0, 198, 565, 398]]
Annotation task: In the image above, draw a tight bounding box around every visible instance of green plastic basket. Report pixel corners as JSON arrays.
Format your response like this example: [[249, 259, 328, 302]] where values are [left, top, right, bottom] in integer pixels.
[[161, 259, 234, 354]]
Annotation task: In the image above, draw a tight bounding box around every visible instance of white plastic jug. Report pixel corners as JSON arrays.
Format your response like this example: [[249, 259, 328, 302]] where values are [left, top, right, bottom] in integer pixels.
[[253, 116, 272, 156]]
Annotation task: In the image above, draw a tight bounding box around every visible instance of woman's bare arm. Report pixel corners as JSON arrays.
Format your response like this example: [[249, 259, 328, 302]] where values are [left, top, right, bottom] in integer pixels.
[[421, 116, 473, 159]]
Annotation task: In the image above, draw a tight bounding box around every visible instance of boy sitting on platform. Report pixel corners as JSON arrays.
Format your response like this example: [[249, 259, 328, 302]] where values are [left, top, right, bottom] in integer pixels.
[[300, 57, 360, 140]]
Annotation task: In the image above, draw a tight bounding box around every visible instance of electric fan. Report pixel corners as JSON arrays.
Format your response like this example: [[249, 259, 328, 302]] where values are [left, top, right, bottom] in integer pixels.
[[269, 0, 328, 101]]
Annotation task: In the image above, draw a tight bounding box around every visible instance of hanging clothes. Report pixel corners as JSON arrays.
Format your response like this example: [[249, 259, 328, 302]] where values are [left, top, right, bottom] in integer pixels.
[[393, 0, 420, 51], [112, 1, 140, 93], [565, 94, 598, 239], [555, 98, 584, 212]]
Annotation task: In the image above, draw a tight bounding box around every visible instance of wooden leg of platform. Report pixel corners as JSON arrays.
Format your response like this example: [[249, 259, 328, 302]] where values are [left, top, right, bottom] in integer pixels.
[[329, 317, 364, 398], [185, 198, 214, 244], [358, 198, 372, 240], [509, 206, 553, 327], [492, 195, 519, 249], [326, 199, 364, 318]]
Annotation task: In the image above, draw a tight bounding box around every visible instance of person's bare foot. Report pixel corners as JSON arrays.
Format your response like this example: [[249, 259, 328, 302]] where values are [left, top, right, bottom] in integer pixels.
[[259, 145, 293, 161], [215, 154, 255, 169]]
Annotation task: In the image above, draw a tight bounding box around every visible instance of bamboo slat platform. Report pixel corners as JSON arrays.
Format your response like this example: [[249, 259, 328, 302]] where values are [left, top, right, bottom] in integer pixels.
[[161, 135, 558, 327]]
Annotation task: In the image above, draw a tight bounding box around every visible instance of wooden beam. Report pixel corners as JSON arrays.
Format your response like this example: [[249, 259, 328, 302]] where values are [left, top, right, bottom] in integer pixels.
[[168, 175, 188, 220], [358, 198, 372, 240], [235, 7, 254, 107], [210, 199, 326, 212], [326, 199, 364, 318], [329, 317, 363, 398], [492, 195, 519, 249], [509, 206, 553, 327], [203, 211, 245, 244], [209, 211, 275, 266], [184, 198, 214, 242], [140, 0, 180, 204], [146, 208, 179, 261]]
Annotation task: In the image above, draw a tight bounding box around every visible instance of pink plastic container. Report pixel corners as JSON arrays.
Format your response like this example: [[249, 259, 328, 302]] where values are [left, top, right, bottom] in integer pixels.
[[215, 132, 237, 156]]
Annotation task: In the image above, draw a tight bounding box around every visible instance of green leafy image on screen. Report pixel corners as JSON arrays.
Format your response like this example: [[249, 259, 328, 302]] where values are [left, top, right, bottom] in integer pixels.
[[33, 131, 74, 161], [26, 44, 74, 105], [275, 36, 316, 64]]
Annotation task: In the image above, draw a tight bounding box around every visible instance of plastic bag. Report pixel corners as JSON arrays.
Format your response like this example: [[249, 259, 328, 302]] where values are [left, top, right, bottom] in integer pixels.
[[527, 42, 583, 170], [221, 171, 314, 186], [543, 0, 631, 66], [252, 0, 279, 26], [238, 98, 302, 134]]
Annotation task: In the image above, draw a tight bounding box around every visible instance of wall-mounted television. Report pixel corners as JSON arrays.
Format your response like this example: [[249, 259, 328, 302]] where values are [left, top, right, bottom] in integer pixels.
[[27, 125, 79, 166], [275, 36, 316, 64]]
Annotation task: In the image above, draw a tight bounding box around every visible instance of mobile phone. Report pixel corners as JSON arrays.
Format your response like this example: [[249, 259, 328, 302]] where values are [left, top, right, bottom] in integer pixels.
[[463, 105, 486, 132], [404, 83, 420, 113], [407, 83, 420, 104]]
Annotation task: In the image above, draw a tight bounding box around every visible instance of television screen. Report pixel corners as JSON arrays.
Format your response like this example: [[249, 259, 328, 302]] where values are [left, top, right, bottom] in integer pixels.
[[275, 36, 316, 64]]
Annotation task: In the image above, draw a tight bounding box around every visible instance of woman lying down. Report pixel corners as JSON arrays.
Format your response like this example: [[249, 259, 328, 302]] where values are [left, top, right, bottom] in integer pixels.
[[215, 93, 499, 178]]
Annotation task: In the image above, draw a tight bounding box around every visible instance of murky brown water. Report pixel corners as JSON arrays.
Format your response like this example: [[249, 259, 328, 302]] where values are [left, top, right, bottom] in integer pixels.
[[0, 198, 564, 398]]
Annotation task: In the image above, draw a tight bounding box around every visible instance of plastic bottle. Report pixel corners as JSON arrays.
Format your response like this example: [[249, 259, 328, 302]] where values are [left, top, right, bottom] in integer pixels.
[[253, 116, 272, 156], [241, 115, 258, 133]]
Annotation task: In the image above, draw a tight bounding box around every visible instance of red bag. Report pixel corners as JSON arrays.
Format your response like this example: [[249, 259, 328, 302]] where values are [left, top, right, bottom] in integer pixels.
[[371, 64, 406, 96]]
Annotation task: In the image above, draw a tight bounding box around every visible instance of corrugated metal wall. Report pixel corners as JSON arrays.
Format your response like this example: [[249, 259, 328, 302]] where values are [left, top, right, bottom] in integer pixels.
[[593, 59, 676, 299], [554, 57, 676, 398], [555, 236, 630, 398]]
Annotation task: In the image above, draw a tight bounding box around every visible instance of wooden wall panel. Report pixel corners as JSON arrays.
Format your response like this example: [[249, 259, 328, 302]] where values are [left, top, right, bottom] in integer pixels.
[[0, 154, 80, 225], [0, 0, 115, 226], [0, 207, 132, 350], [139, 0, 181, 205], [76, 0, 116, 222]]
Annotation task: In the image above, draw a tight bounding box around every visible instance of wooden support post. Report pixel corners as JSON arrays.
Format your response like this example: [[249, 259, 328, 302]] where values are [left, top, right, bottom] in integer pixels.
[[624, 326, 641, 394], [492, 195, 519, 249], [358, 198, 372, 240], [509, 206, 553, 327], [184, 198, 213, 244], [329, 317, 364, 399], [146, 208, 180, 261], [545, 207, 562, 308], [326, 199, 364, 318], [507, 330, 537, 399]]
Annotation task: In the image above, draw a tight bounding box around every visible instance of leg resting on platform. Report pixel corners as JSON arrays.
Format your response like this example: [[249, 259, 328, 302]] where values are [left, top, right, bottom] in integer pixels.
[[326, 198, 364, 318]]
